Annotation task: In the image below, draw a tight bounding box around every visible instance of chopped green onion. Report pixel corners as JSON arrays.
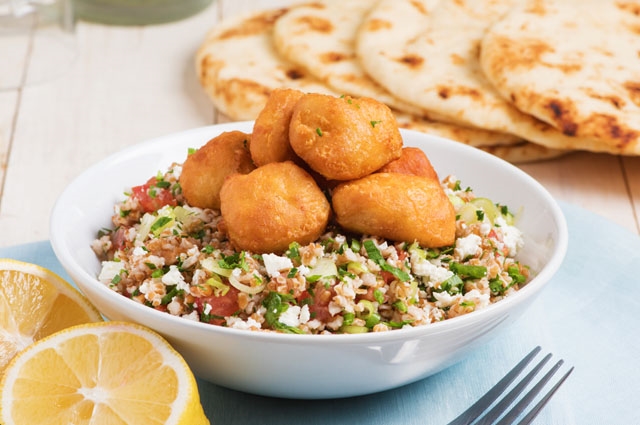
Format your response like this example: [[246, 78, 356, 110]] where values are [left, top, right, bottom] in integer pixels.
[[161, 285, 181, 305], [449, 262, 487, 279], [150, 216, 173, 236], [440, 274, 464, 294], [364, 240, 383, 262], [262, 292, 303, 334], [364, 240, 411, 281], [489, 277, 505, 294], [381, 263, 411, 282], [205, 276, 229, 297], [393, 300, 408, 313], [218, 252, 248, 271], [286, 242, 301, 262], [373, 289, 384, 304], [151, 268, 165, 278], [342, 312, 355, 327], [507, 264, 527, 284]]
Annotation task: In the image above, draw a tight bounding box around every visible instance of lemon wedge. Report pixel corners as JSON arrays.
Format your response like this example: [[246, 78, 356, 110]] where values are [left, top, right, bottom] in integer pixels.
[[0, 321, 210, 425], [0, 259, 103, 375]]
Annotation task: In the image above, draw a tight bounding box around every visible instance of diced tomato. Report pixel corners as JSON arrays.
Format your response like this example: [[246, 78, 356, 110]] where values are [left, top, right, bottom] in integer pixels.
[[357, 286, 387, 304], [299, 284, 335, 323], [197, 286, 240, 325], [397, 249, 408, 262], [131, 177, 177, 213], [380, 270, 395, 285]]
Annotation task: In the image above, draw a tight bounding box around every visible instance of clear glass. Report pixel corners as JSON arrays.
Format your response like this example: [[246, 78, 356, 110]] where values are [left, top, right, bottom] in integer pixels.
[[72, 0, 214, 26], [0, 0, 76, 90]]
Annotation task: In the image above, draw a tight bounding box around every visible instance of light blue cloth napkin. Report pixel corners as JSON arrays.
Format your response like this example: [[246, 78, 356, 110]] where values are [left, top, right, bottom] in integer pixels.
[[2, 201, 638, 424]]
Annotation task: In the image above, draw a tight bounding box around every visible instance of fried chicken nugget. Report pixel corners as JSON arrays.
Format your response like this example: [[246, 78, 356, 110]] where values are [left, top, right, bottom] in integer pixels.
[[220, 161, 331, 254], [251, 88, 305, 166], [377, 147, 439, 180], [332, 173, 456, 247], [180, 131, 255, 210], [289, 93, 403, 181]]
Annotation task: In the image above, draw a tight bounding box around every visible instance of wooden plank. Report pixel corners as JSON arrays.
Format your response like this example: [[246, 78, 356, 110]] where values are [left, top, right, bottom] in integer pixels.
[[0, 92, 19, 198], [519, 152, 639, 234], [0, 4, 221, 247]]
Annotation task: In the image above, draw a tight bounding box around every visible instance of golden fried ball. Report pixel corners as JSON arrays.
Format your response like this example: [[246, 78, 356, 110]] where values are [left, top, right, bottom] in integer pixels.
[[377, 147, 439, 180], [331, 173, 456, 247], [250, 88, 305, 166], [289, 93, 403, 181], [219, 161, 331, 254], [179, 131, 255, 210]]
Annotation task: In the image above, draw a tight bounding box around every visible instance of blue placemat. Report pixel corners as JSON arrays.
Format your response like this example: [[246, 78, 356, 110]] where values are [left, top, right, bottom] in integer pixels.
[[2, 201, 639, 424]]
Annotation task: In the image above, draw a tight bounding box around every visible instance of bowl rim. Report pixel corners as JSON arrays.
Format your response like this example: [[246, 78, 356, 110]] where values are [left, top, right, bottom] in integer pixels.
[[50, 122, 569, 345]]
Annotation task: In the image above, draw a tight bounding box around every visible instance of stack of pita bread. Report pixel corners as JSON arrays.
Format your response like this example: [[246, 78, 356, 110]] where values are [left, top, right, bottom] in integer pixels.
[[196, 0, 640, 163]]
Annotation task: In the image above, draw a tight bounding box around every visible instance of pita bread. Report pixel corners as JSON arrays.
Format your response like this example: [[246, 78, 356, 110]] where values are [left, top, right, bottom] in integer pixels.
[[392, 111, 522, 147], [271, 0, 529, 149], [272, 0, 431, 118], [355, 0, 619, 154], [397, 115, 567, 163], [480, 0, 640, 155], [195, 3, 544, 159], [478, 141, 568, 163], [196, 8, 338, 121]]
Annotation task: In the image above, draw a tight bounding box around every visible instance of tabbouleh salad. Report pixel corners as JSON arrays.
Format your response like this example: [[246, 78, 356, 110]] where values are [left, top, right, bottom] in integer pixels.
[[92, 164, 529, 334]]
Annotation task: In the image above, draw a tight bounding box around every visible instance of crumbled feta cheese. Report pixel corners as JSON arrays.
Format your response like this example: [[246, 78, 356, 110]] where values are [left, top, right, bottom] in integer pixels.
[[139, 280, 151, 295], [497, 219, 524, 256], [132, 246, 147, 257], [167, 299, 182, 315], [278, 305, 311, 328], [203, 302, 212, 316], [297, 265, 310, 276], [463, 289, 491, 309], [455, 233, 482, 259], [479, 221, 492, 236], [433, 291, 459, 308], [410, 252, 453, 285], [262, 253, 293, 278], [227, 316, 262, 330], [98, 261, 123, 284], [162, 265, 190, 292], [299, 304, 310, 324], [182, 310, 199, 321]]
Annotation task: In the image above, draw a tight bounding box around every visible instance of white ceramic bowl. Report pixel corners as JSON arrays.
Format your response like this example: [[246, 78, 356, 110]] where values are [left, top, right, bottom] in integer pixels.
[[50, 122, 568, 399]]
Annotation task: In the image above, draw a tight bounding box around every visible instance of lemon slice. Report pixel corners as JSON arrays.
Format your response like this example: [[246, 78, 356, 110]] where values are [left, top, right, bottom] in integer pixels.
[[0, 321, 210, 425], [0, 259, 103, 375]]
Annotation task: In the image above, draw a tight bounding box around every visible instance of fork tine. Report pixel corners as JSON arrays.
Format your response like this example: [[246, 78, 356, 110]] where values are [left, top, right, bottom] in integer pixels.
[[447, 346, 542, 425], [473, 353, 553, 425], [511, 366, 574, 425], [492, 359, 570, 425]]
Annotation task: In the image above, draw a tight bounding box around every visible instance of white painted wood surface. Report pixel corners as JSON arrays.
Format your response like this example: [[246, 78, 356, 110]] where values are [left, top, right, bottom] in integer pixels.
[[0, 0, 637, 249]]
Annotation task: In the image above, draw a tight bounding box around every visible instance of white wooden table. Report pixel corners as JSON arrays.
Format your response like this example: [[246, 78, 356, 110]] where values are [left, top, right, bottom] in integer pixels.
[[0, 0, 638, 249]]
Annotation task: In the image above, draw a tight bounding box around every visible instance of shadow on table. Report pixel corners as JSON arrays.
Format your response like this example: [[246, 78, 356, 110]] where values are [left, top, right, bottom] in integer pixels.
[[197, 369, 463, 425]]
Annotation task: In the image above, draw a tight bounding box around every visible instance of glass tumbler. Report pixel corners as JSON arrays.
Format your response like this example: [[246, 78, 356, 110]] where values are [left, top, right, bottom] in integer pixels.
[[72, 0, 214, 26], [0, 0, 76, 90]]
